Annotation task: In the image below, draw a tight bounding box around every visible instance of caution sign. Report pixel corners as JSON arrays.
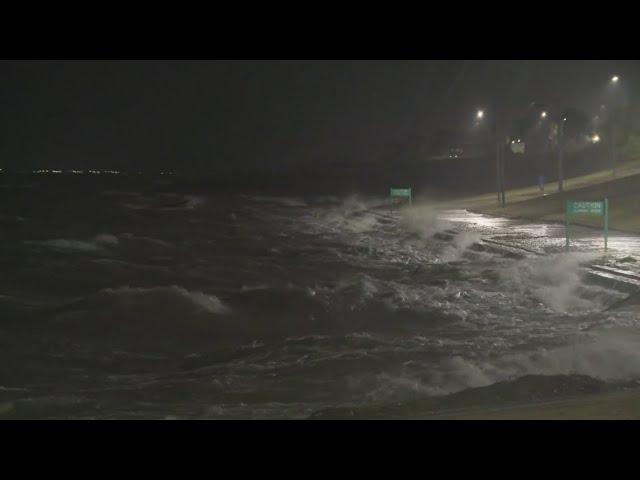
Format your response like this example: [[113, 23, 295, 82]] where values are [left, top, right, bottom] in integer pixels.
[[565, 199, 609, 250]]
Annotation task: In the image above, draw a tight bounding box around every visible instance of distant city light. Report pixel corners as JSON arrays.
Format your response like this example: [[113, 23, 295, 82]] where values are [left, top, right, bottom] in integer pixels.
[[611, 75, 619, 83], [30, 169, 119, 175], [476, 109, 484, 119], [592, 134, 601, 143], [540, 111, 547, 119]]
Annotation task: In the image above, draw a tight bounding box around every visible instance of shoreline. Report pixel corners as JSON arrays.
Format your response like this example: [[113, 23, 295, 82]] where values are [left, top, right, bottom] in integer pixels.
[[434, 162, 640, 235], [426, 387, 640, 419], [429, 167, 640, 419]]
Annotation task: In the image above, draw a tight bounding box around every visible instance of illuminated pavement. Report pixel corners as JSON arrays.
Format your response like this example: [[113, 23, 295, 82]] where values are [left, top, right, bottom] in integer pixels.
[[437, 209, 640, 291], [440, 209, 640, 258]]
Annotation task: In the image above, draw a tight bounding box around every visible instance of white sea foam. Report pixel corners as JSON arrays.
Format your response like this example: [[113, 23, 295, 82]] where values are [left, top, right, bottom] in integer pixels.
[[450, 329, 640, 389], [24, 234, 119, 253], [93, 285, 231, 315], [317, 195, 386, 234], [241, 284, 270, 292], [120, 233, 173, 248], [438, 232, 482, 263], [499, 252, 600, 312], [400, 204, 451, 239], [27, 239, 102, 252], [93, 234, 119, 247], [366, 328, 640, 402]]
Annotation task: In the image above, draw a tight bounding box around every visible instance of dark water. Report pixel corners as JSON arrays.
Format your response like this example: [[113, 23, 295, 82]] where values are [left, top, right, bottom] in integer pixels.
[[1, 177, 640, 419]]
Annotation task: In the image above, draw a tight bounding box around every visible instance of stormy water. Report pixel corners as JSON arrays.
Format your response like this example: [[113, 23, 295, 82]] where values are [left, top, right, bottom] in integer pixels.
[[2, 176, 640, 419]]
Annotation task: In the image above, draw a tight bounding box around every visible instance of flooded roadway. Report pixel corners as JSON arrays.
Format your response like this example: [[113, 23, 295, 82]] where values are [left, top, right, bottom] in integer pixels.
[[442, 208, 640, 257], [441, 209, 640, 293]]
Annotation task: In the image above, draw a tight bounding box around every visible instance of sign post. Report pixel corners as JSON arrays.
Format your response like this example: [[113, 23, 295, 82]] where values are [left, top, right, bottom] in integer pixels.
[[390, 187, 412, 207], [565, 198, 609, 251], [604, 197, 609, 251]]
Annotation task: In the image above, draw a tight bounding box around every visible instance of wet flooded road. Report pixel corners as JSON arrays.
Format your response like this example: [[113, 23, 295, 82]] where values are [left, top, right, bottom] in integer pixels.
[[441, 208, 640, 257], [440, 209, 640, 294]]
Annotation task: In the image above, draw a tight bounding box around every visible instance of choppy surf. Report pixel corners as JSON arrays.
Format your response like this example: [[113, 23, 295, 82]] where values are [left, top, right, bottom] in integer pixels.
[[1, 182, 639, 419]]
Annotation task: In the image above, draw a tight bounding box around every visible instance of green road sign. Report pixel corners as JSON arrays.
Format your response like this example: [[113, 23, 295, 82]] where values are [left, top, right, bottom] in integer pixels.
[[567, 201, 605, 216], [390, 187, 412, 206], [565, 199, 609, 250], [390, 188, 411, 197], [510, 142, 525, 154]]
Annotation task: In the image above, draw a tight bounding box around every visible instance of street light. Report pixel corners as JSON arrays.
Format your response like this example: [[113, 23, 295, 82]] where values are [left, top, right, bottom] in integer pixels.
[[605, 75, 622, 177], [531, 101, 567, 192], [474, 108, 505, 206]]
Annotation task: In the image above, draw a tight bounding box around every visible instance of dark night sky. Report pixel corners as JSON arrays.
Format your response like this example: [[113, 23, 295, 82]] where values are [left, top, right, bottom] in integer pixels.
[[0, 60, 638, 174]]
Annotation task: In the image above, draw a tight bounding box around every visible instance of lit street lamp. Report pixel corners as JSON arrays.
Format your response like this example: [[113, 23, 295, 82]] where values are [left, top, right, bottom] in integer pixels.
[[475, 108, 505, 206], [558, 116, 567, 192], [531, 101, 567, 192], [607, 74, 622, 177]]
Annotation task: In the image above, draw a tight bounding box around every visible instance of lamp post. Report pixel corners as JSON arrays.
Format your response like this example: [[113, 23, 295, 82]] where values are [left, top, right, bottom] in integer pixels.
[[530, 101, 566, 193], [535, 102, 568, 193], [476, 108, 505, 206], [608, 74, 621, 178], [558, 116, 566, 192]]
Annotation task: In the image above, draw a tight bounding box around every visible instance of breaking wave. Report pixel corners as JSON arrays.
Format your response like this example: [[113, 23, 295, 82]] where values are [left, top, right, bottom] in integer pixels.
[[365, 328, 640, 405], [400, 204, 452, 239], [306, 195, 388, 234], [499, 252, 601, 312], [45, 285, 235, 352], [78, 285, 231, 316], [120, 233, 173, 248], [24, 234, 119, 253]]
